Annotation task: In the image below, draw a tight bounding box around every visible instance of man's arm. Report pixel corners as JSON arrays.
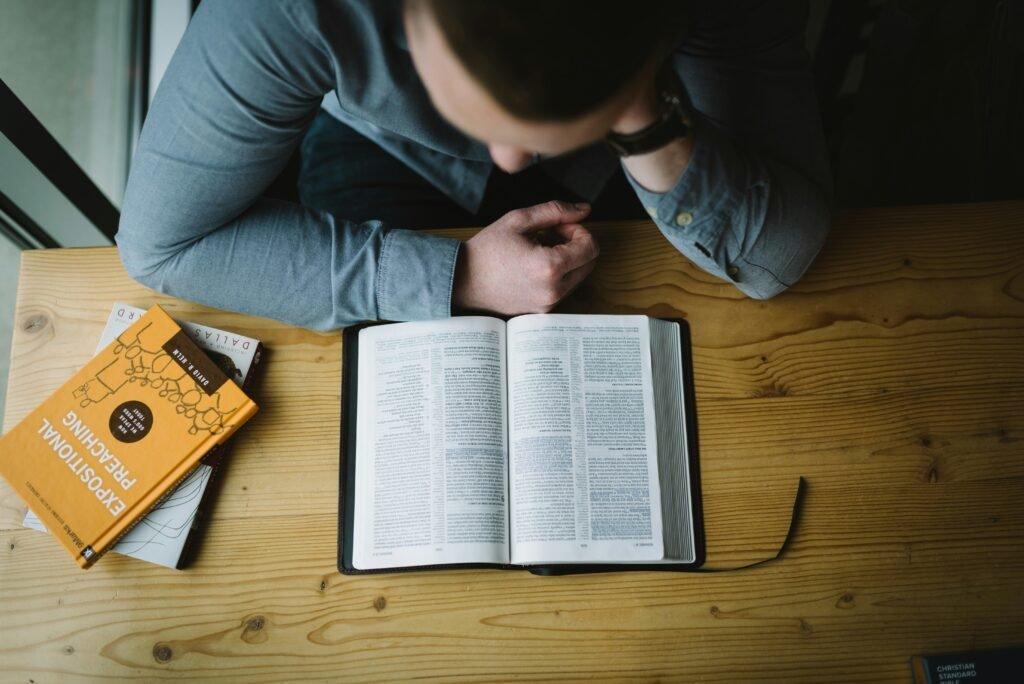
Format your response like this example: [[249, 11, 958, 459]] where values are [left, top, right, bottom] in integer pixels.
[[618, 0, 832, 299], [116, 0, 460, 330]]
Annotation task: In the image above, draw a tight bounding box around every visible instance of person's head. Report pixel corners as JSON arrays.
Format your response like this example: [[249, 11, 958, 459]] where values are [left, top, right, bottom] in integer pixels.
[[403, 0, 688, 172]]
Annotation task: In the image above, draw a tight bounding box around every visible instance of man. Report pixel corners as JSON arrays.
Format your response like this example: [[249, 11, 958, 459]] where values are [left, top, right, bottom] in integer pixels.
[[116, 0, 831, 330]]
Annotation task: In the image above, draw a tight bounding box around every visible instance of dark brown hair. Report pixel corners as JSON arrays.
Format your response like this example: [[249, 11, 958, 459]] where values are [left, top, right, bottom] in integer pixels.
[[409, 0, 689, 121]]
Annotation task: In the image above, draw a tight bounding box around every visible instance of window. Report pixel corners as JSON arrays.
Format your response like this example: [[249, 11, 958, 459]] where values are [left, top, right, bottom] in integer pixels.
[[0, 0, 191, 418]]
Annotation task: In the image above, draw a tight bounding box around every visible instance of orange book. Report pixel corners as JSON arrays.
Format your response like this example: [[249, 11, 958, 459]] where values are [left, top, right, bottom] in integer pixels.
[[0, 304, 258, 568]]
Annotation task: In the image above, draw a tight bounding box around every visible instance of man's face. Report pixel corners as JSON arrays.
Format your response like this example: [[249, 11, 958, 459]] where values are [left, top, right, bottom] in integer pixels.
[[404, 6, 642, 173]]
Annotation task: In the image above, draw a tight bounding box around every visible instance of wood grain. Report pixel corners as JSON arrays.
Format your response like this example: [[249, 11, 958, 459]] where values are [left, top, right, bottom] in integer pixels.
[[2, 201, 1023, 682]]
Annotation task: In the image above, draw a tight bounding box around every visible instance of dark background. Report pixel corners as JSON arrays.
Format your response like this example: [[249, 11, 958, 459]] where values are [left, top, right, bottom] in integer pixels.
[[812, 0, 1023, 206]]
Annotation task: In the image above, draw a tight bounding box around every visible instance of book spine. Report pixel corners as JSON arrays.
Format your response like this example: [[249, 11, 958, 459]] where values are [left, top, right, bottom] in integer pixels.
[[176, 343, 264, 568], [909, 657, 930, 684], [198, 344, 264, 469]]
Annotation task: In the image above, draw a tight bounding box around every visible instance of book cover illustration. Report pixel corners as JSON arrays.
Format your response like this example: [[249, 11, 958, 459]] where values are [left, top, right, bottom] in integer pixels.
[[22, 304, 262, 568], [77, 321, 240, 436], [0, 304, 258, 568]]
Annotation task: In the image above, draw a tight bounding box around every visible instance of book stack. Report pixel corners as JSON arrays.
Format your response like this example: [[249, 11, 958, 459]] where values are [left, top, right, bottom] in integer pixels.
[[0, 304, 260, 569]]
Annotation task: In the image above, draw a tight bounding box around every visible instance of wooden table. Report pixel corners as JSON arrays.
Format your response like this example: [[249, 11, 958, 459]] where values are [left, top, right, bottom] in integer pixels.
[[1, 202, 1022, 681]]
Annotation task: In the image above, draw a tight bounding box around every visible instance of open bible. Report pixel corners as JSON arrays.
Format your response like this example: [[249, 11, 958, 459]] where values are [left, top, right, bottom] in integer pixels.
[[338, 314, 703, 574]]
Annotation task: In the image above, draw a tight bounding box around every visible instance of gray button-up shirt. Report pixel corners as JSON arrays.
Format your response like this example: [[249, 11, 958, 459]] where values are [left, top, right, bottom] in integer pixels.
[[116, 0, 831, 330]]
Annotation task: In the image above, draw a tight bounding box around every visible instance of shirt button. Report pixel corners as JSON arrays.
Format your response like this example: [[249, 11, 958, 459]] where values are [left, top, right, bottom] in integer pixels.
[[726, 265, 740, 278], [675, 211, 694, 227], [645, 206, 658, 219]]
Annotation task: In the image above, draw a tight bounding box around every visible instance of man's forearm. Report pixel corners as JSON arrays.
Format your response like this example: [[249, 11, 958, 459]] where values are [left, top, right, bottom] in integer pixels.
[[620, 113, 831, 299], [117, 192, 461, 331]]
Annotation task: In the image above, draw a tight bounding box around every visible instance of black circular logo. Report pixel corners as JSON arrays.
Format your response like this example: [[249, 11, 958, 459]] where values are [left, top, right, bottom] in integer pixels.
[[109, 400, 153, 443]]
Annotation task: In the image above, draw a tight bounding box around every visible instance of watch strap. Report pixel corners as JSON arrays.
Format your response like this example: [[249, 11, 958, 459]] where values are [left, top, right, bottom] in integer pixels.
[[605, 67, 692, 157]]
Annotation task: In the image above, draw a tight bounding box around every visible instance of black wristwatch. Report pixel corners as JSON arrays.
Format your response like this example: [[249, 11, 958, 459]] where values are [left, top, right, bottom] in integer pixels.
[[605, 67, 692, 157]]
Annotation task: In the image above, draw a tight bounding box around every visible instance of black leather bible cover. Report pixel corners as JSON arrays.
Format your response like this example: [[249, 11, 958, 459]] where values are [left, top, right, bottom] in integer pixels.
[[337, 317, 705, 575]]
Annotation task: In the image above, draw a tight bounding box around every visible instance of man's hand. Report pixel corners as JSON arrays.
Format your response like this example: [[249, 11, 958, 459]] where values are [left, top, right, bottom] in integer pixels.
[[452, 200, 599, 315]]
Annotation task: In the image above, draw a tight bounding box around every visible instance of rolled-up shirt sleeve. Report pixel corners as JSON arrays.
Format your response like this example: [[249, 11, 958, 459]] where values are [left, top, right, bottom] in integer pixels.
[[625, 0, 833, 299], [116, 0, 459, 330]]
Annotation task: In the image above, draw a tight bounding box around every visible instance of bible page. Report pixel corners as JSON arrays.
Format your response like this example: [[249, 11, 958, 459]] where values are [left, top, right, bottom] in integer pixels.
[[352, 317, 509, 570], [507, 314, 664, 564]]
